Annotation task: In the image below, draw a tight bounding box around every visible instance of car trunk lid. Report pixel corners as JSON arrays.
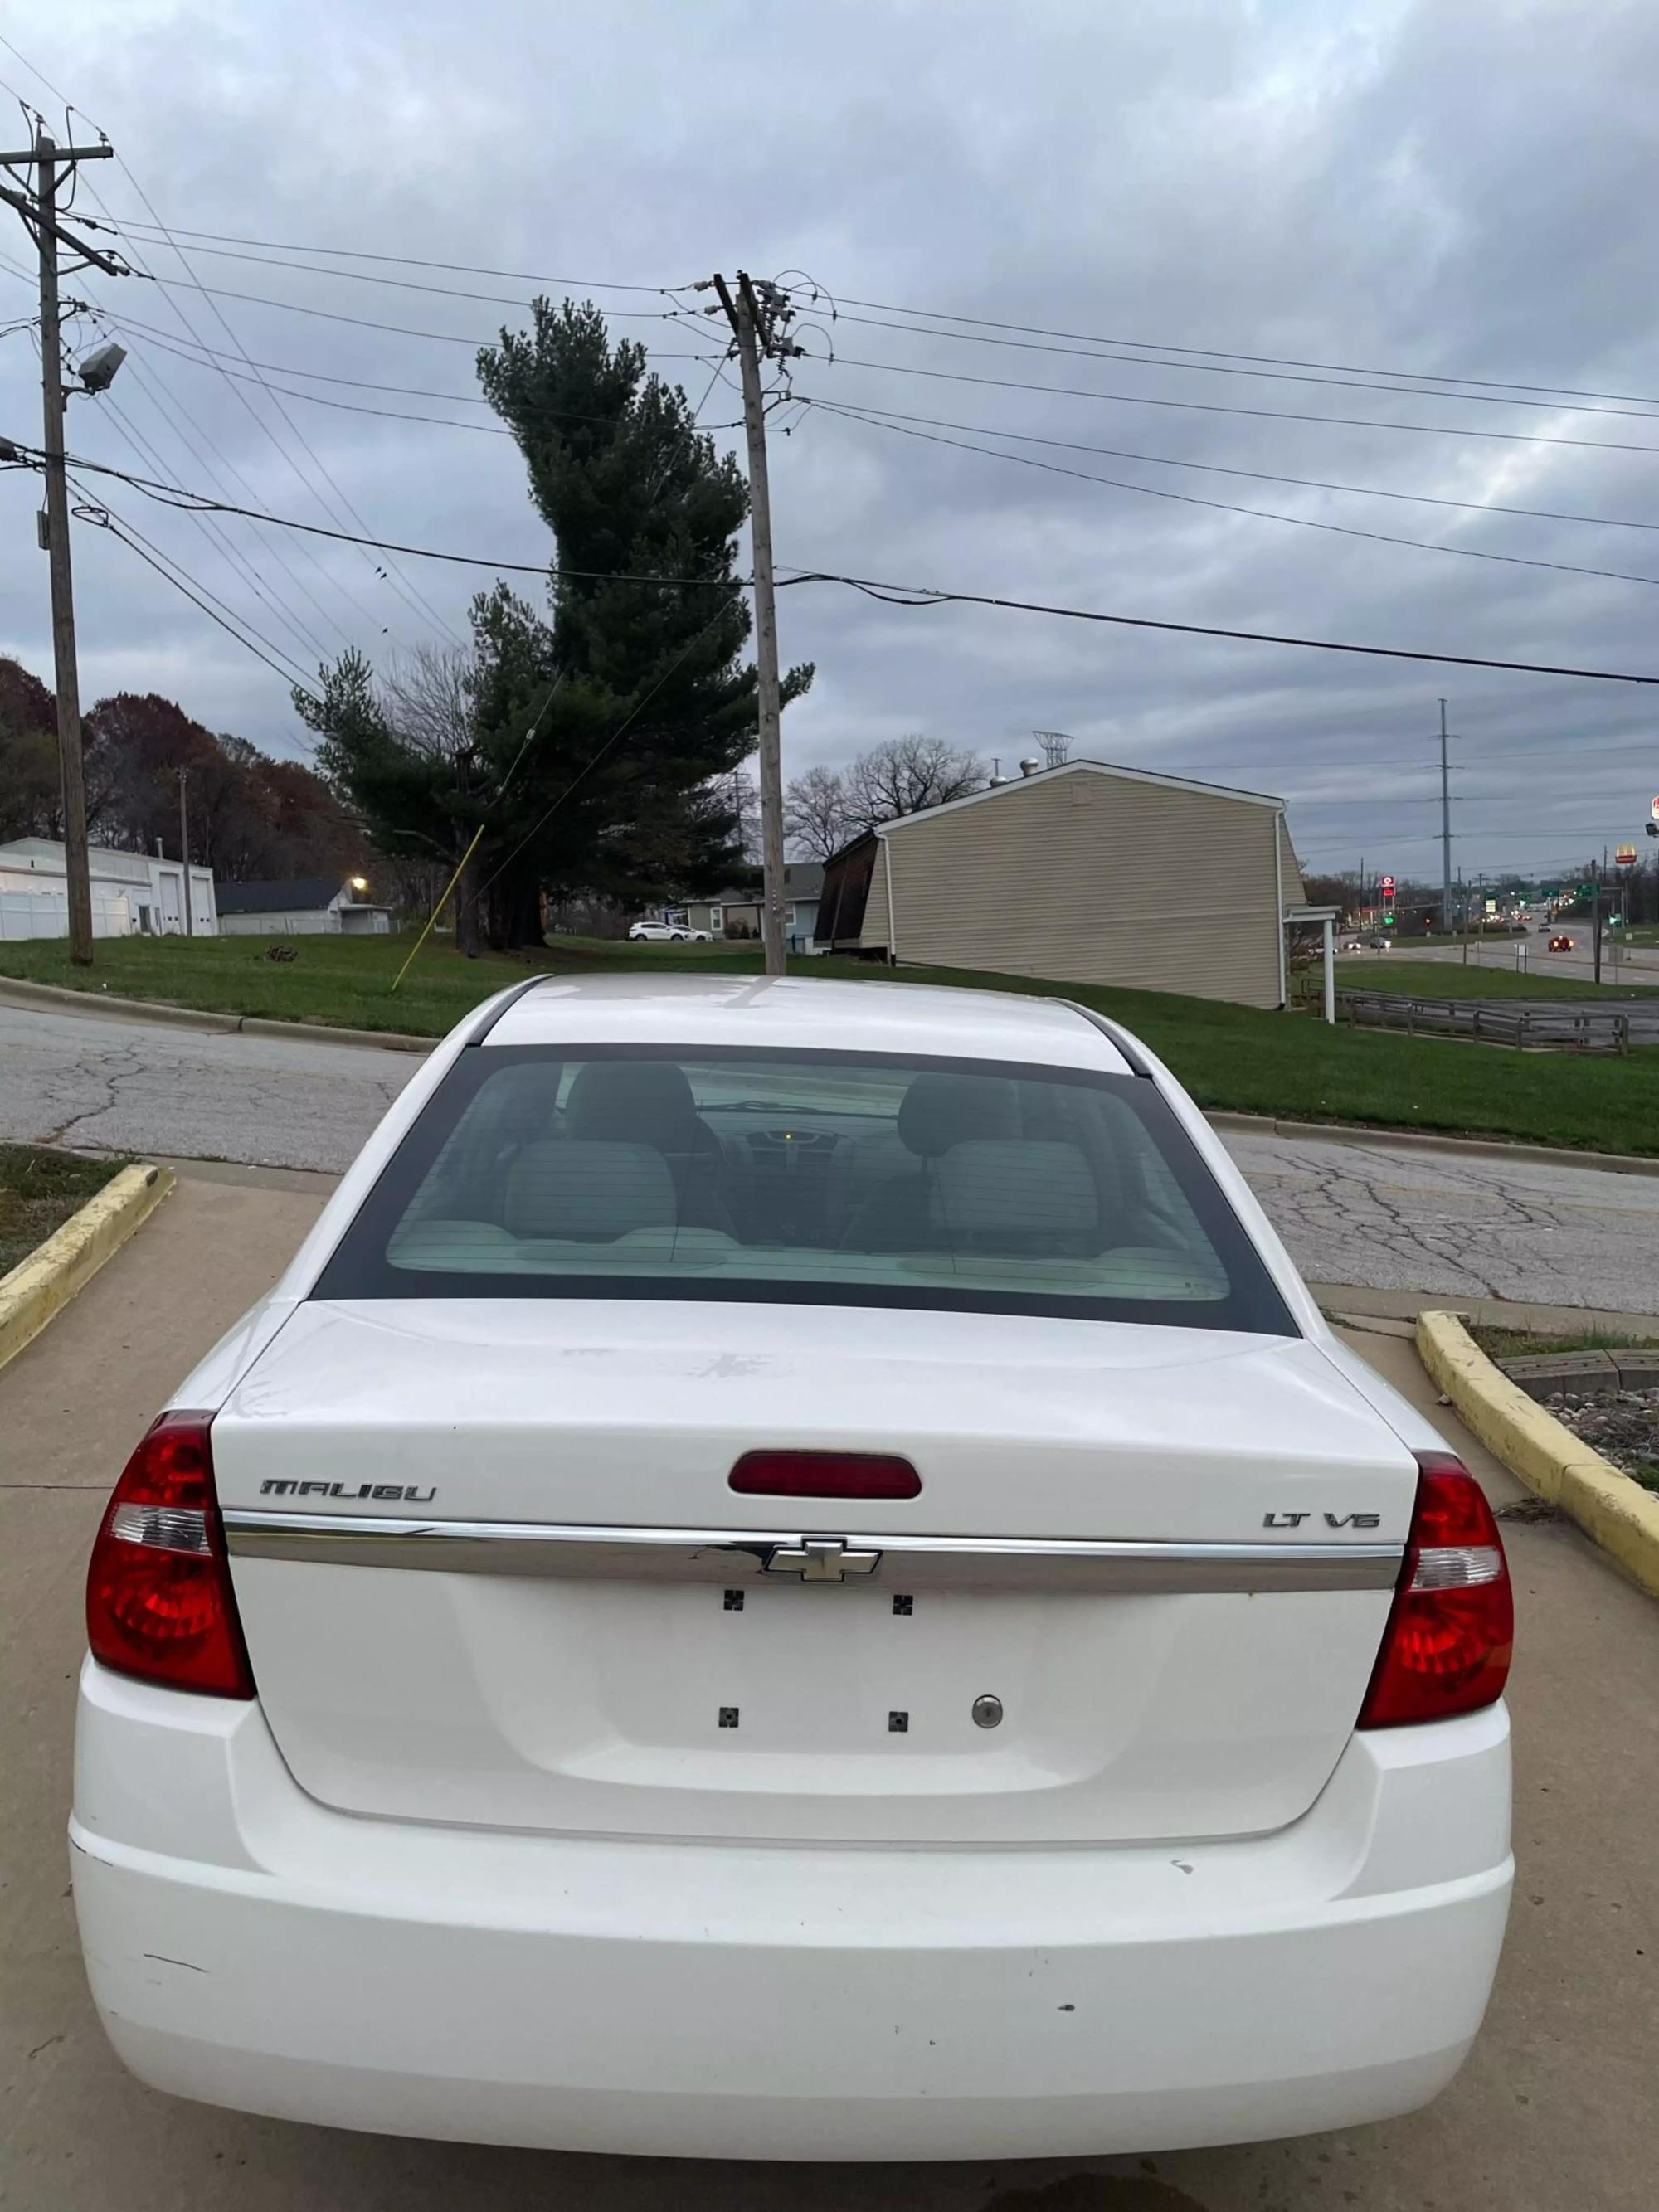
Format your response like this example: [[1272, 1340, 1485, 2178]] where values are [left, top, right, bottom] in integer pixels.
[[214, 1300, 1413, 1845]]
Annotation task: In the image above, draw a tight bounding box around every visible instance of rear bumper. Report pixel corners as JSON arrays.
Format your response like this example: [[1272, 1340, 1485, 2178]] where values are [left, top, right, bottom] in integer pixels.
[[71, 1656, 1511, 2161]]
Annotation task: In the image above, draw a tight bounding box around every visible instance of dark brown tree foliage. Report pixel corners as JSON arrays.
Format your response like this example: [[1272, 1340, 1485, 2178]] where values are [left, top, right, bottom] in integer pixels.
[[0, 659, 362, 883]]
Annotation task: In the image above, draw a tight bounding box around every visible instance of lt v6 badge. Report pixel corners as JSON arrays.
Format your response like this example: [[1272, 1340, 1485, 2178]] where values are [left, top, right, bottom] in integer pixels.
[[1263, 1510, 1382, 1529]]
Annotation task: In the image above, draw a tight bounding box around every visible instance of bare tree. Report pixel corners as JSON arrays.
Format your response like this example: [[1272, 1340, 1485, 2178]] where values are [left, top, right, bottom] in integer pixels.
[[844, 736, 985, 833], [380, 645, 488, 955], [728, 764, 761, 863], [783, 763, 851, 861]]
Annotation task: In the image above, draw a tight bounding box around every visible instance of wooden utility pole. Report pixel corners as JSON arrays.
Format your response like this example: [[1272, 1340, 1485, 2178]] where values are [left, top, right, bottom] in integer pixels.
[[1437, 698, 1454, 936], [709, 271, 800, 978], [0, 128, 119, 965]]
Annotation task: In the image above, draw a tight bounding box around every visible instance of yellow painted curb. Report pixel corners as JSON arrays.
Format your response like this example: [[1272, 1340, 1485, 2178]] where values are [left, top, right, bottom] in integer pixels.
[[1418, 1308, 1659, 1600], [0, 1162, 177, 1376]]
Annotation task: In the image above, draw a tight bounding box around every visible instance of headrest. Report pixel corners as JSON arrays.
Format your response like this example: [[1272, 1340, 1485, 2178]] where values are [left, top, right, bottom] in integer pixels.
[[503, 1140, 676, 1241], [930, 1140, 1097, 1244], [897, 1072, 1019, 1158], [565, 1059, 701, 1146]]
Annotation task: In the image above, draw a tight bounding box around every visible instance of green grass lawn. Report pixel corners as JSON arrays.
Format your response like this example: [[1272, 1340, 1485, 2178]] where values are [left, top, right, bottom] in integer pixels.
[[0, 1145, 126, 1278], [1332, 958, 1659, 1000], [5, 929, 1659, 1156], [1471, 1325, 1659, 1360]]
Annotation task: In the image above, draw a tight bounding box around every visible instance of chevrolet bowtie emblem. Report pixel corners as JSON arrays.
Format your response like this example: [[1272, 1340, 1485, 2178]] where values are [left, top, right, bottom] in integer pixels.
[[762, 1538, 881, 1582]]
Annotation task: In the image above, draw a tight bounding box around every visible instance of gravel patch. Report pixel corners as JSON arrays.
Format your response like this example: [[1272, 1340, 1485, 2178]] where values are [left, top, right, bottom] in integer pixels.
[[1542, 1387, 1659, 1493]]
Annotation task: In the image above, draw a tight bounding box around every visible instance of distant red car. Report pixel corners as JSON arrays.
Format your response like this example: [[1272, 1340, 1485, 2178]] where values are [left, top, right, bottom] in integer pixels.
[[1548, 935, 1574, 951]]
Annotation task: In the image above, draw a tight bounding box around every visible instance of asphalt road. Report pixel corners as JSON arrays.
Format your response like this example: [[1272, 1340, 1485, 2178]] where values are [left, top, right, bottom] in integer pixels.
[[2, 1175, 1653, 2211], [3, 999, 1659, 1311], [1351, 938, 1659, 989], [0, 1000, 411, 1174]]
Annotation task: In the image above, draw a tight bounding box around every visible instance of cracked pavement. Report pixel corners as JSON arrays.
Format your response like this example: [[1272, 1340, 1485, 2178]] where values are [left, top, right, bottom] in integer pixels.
[[0, 1004, 411, 1174], [3, 1002, 1657, 1310], [1228, 1130, 1659, 1311]]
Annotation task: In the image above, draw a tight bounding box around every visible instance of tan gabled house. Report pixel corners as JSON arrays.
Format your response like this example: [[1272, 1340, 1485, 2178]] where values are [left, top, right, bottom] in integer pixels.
[[815, 757, 1309, 1010]]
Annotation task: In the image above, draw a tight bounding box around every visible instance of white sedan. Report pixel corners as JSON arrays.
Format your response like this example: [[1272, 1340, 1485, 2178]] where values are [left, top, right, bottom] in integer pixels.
[[627, 920, 712, 942], [71, 975, 1512, 2161]]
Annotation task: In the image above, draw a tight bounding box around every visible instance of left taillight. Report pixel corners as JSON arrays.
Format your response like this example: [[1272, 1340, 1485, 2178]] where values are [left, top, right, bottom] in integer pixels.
[[85, 1410, 255, 1699]]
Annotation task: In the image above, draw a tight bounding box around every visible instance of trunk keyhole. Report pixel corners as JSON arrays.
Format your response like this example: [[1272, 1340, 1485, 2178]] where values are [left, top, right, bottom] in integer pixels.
[[972, 1694, 1003, 1729]]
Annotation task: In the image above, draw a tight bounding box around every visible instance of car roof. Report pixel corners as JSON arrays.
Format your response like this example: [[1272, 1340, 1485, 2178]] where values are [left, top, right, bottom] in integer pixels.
[[483, 973, 1133, 1073]]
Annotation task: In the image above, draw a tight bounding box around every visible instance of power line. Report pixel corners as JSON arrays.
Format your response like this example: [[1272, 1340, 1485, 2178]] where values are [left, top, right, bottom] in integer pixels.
[[0, 29, 67, 104], [36, 427, 1659, 688], [812, 308, 1659, 425], [788, 396, 1659, 537], [808, 399, 1659, 593], [69, 476, 322, 698], [15, 435, 751, 586], [98, 232, 682, 319], [91, 309, 729, 433], [66, 178, 393, 644], [129, 274, 726, 357], [95, 224, 1659, 417], [834, 291, 1659, 415], [119, 182, 466, 648], [774, 566, 1659, 685], [93, 384, 335, 663], [100, 216, 680, 294], [92, 311, 496, 401], [38, 103, 453, 648], [78, 304, 364, 654], [811, 352, 1659, 458], [100, 328, 514, 436]]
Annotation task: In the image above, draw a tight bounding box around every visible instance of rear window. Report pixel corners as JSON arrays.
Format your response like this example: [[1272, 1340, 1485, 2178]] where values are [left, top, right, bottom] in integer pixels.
[[312, 1046, 1295, 1334]]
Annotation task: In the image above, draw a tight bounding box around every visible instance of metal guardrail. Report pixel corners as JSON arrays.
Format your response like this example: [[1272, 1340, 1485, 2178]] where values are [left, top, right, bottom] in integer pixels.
[[1323, 988, 1629, 1053]]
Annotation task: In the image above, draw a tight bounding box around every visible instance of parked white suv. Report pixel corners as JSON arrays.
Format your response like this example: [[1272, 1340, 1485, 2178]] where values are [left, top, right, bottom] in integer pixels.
[[627, 920, 712, 942], [72, 975, 1512, 2161]]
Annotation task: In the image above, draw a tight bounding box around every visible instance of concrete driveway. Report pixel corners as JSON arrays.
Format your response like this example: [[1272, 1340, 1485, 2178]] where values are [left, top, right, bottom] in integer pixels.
[[4, 998, 1657, 1312], [2, 1173, 1655, 2211]]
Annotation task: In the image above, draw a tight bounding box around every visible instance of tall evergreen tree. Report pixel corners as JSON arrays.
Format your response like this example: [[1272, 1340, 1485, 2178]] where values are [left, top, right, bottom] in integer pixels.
[[470, 299, 810, 944], [298, 300, 811, 948]]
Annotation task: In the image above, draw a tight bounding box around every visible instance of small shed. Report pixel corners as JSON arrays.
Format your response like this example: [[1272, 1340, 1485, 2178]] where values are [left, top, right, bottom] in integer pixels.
[[216, 877, 392, 937], [815, 757, 1307, 1010]]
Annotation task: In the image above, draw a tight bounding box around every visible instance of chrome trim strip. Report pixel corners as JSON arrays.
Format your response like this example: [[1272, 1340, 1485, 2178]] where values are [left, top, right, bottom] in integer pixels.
[[221, 1510, 1403, 1593]]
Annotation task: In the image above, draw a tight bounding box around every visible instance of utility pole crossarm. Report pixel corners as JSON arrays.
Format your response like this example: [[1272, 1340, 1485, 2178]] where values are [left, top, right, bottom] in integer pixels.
[[0, 184, 128, 275], [0, 143, 114, 165]]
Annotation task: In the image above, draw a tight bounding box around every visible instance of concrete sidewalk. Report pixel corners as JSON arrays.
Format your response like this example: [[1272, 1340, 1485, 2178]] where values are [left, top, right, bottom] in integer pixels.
[[2, 1174, 1655, 2211]]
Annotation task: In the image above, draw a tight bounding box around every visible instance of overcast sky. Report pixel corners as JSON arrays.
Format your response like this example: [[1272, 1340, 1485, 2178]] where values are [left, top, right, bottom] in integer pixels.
[[2, 0, 1657, 887]]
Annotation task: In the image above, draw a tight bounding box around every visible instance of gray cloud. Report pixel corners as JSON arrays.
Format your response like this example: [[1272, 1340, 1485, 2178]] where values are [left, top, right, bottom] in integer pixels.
[[1, 0, 1656, 885]]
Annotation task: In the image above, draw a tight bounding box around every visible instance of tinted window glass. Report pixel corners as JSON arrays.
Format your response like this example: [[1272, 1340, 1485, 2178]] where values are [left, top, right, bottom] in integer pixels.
[[313, 1046, 1294, 1334]]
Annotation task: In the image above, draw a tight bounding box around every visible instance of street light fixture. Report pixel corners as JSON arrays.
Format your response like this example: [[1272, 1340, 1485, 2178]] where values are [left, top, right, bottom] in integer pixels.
[[75, 339, 126, 395]]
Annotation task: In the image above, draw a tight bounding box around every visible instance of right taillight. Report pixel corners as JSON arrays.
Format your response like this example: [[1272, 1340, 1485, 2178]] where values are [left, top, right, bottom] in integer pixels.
[[85, 1410, 255, 1699], [1358, 1451, 1512, 1729]]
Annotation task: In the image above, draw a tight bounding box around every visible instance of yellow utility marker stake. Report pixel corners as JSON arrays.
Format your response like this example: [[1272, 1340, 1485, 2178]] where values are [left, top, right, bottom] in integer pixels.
[[389, 820, 489, 997]]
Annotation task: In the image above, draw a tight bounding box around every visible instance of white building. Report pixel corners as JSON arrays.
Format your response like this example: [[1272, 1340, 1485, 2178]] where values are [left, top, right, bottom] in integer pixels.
[[0, 837, 218, 941], [216, 877, 392, 936]]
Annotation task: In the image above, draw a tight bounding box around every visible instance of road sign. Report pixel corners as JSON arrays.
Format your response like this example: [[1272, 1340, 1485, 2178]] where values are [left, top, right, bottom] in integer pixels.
[[1616, 843, 1638, 868]]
